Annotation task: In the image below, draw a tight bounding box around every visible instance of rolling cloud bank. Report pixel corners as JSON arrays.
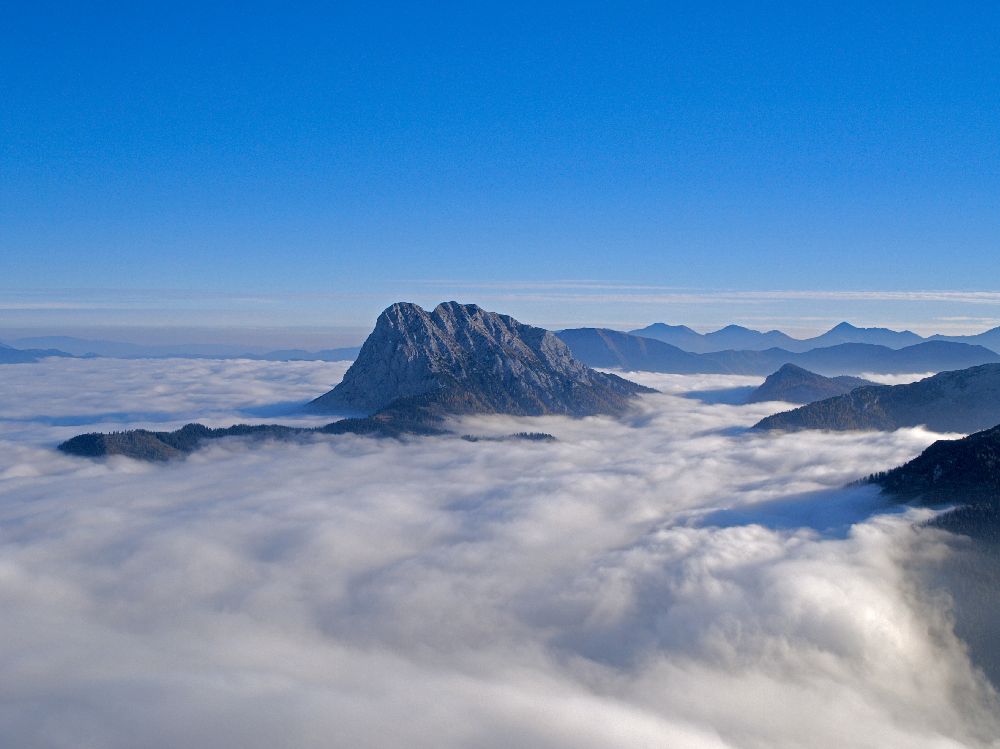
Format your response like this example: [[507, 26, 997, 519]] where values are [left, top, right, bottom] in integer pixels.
[[0, 359, 998, 748]]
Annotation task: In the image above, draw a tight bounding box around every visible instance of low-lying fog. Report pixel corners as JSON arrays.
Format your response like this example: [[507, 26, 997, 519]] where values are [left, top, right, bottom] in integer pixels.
[[0, 358, 997, 748]]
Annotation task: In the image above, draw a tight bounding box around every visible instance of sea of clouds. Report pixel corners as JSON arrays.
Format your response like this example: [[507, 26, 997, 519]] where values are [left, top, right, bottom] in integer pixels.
[[0, 358, 997, 748]]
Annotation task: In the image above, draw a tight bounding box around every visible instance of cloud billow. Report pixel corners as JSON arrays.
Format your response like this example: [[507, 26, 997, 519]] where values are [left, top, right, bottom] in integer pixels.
[[0, 361, 997, 748]]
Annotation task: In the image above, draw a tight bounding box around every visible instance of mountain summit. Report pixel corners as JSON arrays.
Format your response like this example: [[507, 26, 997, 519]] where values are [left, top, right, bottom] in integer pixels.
[[307, 302, 653, 417], [753, 363, 1000, 433], [747, 364, 873, 404]]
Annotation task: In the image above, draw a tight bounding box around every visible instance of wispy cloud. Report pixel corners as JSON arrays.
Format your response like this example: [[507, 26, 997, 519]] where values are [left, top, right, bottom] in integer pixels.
[[0, 302, 106, 310], [4, 283, 1000, 342], [409, 280, 1000, 306]]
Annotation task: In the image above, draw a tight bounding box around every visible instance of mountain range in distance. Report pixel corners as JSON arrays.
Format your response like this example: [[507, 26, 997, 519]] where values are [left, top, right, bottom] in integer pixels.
[[6, 319, 1000, 366], [629, 320, 1000, 354], [754, 363, 1000, 434], [556, 327, 1000, 376], [0, 342, 74, 364]]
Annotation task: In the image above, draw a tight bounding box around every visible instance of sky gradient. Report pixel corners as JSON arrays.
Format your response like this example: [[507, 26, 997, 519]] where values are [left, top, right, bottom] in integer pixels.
[[3, 2, 999, 343]]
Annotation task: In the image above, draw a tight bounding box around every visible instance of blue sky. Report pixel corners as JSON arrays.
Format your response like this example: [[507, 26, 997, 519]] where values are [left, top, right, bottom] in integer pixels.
[[2, 1, 999, 344]]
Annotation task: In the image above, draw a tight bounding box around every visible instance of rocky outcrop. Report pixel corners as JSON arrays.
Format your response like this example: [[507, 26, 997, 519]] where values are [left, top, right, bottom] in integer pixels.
[[307, 302, 653, 417]]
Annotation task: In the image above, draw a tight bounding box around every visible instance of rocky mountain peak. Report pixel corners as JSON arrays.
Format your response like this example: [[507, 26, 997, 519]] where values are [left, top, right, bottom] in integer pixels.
[[307, 301, 651, 416]]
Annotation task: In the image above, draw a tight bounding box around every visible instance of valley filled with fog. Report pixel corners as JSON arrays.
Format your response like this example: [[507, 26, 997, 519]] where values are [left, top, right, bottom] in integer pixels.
[[1, 358, 998, 748]]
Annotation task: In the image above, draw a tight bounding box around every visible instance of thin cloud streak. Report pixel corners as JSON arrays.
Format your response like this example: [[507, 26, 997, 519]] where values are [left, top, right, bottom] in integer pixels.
[[419, 284, 1000, 306], [8, 285, 1000, 309], [5, 285, 1000, 341]]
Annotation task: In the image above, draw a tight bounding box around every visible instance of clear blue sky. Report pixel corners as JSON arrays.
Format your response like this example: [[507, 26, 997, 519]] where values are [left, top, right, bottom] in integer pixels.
[[2, 1, 999, 343]]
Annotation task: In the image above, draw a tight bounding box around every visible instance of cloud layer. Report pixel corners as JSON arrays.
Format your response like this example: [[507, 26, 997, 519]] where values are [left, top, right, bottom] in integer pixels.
[[0, 360, 997, 748]]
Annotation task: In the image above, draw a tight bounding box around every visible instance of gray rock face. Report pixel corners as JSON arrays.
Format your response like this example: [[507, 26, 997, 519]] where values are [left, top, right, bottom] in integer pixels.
[[747, 364, 874, 404], [307, 301, 652, 416], [753, 363, 1000, 433]]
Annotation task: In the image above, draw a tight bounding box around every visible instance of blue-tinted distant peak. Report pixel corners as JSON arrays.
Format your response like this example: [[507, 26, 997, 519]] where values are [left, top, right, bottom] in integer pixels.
[[638, 323, 699, 334], [712, 324, 754, 334]]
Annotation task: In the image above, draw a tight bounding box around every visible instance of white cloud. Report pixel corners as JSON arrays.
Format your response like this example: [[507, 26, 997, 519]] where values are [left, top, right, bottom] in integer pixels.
[[0, 359, 997, 748], [0, 357, 347, 446]]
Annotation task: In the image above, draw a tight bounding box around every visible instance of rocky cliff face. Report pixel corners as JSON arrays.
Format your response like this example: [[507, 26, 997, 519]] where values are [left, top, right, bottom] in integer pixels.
[[753, 363, 1000, 433], [307, 302, 653, 417]]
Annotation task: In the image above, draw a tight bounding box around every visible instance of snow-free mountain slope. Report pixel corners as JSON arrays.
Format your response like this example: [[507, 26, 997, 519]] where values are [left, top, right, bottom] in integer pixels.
[[747, 364, 874, 404], [754, 363, 1000, 433]]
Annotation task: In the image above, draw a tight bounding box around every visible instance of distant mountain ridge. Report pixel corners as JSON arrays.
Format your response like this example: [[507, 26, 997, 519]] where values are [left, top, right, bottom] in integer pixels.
[[12, 321, 1000, 363], [753, 363, 1000, 433], [626, 323, 707, 352], [556, 327, 1000, 376], [627, 321, 988, 353], [630, 323, 801, 353], [555, 328, 706, 372], [930, 328, 1000, 353], [0, 343, 73, 364]]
